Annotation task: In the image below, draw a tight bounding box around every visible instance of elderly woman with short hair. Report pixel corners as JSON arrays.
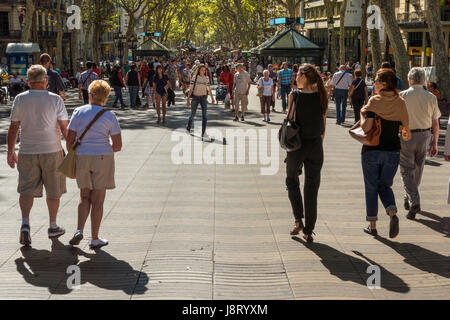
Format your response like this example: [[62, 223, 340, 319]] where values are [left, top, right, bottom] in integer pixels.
[[257, 69, 275, 122], [66, 80, 122, 249]]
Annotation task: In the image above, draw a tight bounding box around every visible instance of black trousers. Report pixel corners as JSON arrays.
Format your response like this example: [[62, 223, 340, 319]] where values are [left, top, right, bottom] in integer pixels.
[[82, 89, 89, 104], [352, 98, 365, 123], [285, 138, 323, 235]]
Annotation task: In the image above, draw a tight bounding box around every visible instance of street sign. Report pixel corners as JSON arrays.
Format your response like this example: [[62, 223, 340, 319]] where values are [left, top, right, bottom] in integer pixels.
[[270, 17, 304, 26], [142, 32, 161, 37]]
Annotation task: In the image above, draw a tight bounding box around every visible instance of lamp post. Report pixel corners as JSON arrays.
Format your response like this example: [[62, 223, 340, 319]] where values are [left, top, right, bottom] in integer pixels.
[[113, 32, 127, 65]]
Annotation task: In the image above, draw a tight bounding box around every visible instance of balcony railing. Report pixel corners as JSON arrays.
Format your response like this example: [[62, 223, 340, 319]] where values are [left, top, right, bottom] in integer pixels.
[[397, 10, 426, 25]]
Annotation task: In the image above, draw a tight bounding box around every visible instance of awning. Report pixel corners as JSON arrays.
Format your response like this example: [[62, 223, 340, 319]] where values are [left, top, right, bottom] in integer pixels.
[[6, 43, 41, 54]]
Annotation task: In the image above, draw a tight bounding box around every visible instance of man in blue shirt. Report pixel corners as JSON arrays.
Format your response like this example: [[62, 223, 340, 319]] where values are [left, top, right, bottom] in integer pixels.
[[39, 53, 66, 101], [276, 62, 294, 113]]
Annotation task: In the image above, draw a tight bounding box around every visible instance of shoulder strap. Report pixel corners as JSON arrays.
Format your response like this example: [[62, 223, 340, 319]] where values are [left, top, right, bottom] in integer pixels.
[[82, 71, 92, 87], [75, 109, 108, 146], [354, 78, 363, 90], [335, 72, 346, 87], [287, 90, 298, 120]]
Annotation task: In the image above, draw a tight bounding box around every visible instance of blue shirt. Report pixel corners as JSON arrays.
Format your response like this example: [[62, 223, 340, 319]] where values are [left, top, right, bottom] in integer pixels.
[[79, 70, 99, 90], [68, 105, 121, 155], [278, 68, 293, 86], [396, 76, 402, 90]]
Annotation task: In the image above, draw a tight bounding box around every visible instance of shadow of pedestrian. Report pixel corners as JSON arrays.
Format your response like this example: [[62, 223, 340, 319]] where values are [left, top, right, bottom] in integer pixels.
[[414, 211, 450, 237], [374, 235, 450, 278], [15, 239, 78, 295], [73, 248, 149, 296], [15, 239, 149, 296], [292, 237, 410, 293]]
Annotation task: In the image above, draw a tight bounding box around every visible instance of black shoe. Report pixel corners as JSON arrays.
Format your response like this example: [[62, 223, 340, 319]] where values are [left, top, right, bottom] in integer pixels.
[[20, 224, 31, 246], [69, 231, 83, 246], [233, 116, 238, 121], [389, 215, 399, 238], [363, 226, 378, 236], [406, 205, 421, 220], [404, 197, 410, 211], [241, 116, 245, 121], [186, 126, 191, 133]]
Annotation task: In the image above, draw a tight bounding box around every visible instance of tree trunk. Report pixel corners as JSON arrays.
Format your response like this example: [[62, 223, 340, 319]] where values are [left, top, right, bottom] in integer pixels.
[[425, 0, 450, 100], [21, 0, 35, 42], [339, 0, 347, 65], [360, 0, 369, 79], [371, 0, 409, 89], [83, 23, 91, 63], [123, 18, 137, 65], [56, 0, 63, 69], [71, 0, 81, 74], [369, 28, 381, 73], [324, 1, 336, 73]]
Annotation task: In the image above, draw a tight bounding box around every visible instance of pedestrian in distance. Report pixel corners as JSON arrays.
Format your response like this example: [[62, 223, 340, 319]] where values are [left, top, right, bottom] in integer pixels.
[[66, 80, 122, 249], [39, 53, 66, 101], [276, 62, 294, 113], [330, 65, 353, 125], [257, 70, 275, 122], [286, 64, 328, 243], [7, 65, 69, 246], [109, 65, 128, 109], [348, 70, 368, 124], [186, 64, 215, 141], [78, 61, 99, 104], [360, 68, 411, 238], [399, 68, 441, 219], [125, 63, 141, 109], [153, 65, 172, 124], [232, 63, 252, 122], [444, 117, 450, 204]]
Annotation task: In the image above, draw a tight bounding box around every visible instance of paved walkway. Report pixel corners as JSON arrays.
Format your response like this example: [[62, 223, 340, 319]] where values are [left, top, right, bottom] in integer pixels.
[[0, 86, 448, 299]]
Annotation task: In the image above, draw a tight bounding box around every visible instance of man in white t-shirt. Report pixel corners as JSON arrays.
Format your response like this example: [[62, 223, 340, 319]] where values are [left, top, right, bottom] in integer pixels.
[[330, 65, 353, 124], [7, 65, 69, 246]]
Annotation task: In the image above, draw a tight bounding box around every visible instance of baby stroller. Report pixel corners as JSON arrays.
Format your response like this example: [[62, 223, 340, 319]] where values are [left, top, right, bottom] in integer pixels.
[[215, 85, 227, 104]]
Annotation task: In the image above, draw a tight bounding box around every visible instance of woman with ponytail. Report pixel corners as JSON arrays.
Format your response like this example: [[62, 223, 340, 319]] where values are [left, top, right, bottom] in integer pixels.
[[285, 64, 328, 242]]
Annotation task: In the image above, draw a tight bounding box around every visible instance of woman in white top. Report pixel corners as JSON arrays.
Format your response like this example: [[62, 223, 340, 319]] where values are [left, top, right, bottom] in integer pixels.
[[66, 80, 122, 249], [257, 70, 275, 122], [186, 64, 215, 141]]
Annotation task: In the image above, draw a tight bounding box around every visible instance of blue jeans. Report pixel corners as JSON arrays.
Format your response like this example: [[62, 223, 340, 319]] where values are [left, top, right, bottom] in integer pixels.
[[112, 86, 125, 106], [334, 89, 348, 123], [280, 85, 291, 111], [128, 85, 139, 108], [187, 96, 208, 135], [361, 150, 400, 221]]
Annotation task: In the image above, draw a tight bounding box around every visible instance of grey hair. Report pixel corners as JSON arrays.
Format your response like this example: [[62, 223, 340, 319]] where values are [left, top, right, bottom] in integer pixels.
[[263, 69, 270, 75], [27, 65, 48, 83], [408, 67, 425, 85]]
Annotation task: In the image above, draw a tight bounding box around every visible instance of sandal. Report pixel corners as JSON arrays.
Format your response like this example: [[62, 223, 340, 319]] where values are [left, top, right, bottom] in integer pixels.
[[363, 226, 378, 236], [290, 221, 304, 235]]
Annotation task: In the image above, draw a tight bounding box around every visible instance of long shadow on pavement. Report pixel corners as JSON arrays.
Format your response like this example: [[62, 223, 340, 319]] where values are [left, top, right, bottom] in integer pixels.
[[292, 237, 410, 293], [15, 238, 148, 296], [374, 235, 450, 278], [413, 211, 450, 237]]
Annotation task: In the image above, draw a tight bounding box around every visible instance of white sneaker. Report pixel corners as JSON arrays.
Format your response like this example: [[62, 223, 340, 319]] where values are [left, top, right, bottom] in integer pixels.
[[202, 133, 214, 142], [89, 238, 109, 249], [262, 117, 266, 122]]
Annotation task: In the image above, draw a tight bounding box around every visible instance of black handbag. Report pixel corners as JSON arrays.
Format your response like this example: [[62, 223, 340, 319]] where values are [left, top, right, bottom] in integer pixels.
[[278, 90, 302, 152]]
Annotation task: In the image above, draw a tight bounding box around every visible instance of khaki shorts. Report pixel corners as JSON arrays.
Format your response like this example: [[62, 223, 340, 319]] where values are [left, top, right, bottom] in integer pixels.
[[17, 151, 67, 199], [76, 154, 115, 190], [234, 93, 248, 112]]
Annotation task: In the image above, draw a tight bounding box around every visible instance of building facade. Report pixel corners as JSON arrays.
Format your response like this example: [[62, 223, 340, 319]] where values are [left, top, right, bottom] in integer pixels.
[[302, 0, 363, 63], [396, 0, 450, 67]]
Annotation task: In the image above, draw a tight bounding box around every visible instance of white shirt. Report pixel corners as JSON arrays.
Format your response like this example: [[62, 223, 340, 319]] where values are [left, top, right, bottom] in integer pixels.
[[399, 85, 441, 130], [258, 77, 273, 96], [68, 104, 121, 155], [330, 70, 353, 90], [10, 90, 68, 154]]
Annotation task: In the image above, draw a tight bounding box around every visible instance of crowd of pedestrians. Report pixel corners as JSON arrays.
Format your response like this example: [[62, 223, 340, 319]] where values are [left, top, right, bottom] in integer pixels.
[[5, 51, 450, 249]]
